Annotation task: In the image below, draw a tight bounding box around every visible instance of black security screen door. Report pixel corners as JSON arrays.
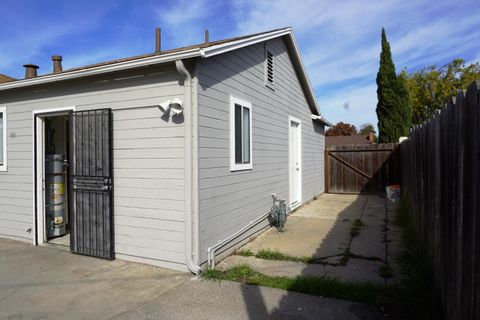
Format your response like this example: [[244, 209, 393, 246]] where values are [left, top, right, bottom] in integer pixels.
[[69, 109, 113, 259]]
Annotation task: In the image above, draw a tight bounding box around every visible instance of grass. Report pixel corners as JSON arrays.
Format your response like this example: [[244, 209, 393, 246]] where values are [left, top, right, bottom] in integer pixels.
[[350, 219, 365, 237], [392, 194, 439, 319], [204, 264, 395, 306], [236, 248, 321, 264]]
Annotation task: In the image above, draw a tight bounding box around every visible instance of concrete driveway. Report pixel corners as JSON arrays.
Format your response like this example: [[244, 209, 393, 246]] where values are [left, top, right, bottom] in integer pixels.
[[0, 239, 384, 319]]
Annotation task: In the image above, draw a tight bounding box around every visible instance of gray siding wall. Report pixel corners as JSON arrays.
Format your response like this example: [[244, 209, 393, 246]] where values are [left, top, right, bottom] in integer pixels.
[[197, 37, 325, 263], [0, 66, 187, 270]]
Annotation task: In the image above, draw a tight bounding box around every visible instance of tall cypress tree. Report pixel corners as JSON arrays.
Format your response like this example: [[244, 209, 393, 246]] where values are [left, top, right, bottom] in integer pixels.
[[376, 28, 411, 143]]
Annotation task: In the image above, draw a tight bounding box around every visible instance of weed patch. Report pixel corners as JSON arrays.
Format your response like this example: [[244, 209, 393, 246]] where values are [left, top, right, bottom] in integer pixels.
[[350, 219, 364, 237], [236, 248, 326, 264], [203, 265, 395, 306]]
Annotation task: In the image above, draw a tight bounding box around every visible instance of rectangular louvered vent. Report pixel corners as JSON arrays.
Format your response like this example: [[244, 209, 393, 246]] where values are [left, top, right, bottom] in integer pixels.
[[266, 51, 274, 86]]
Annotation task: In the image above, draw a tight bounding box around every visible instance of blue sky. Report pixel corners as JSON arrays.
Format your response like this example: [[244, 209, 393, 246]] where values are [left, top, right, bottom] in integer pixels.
[[1, 0, 480, 129]]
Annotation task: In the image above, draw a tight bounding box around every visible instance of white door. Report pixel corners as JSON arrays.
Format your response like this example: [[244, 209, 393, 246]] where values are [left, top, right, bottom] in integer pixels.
[[289, 117, 302, 208]]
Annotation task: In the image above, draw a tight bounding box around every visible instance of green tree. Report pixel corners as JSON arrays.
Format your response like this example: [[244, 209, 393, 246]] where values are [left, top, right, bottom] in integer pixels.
[[401, 59, 480, 124], [376, 28, 412, 143]]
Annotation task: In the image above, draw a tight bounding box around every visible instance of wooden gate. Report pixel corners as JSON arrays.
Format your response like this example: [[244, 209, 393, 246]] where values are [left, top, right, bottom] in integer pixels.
[[325, 143, 400, 194], [69, 109, 114, 259]]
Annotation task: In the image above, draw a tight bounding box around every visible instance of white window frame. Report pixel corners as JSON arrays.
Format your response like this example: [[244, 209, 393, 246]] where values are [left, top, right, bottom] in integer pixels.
[[0, 106, 7, 172], [230, 95, 253, 171], [264, 45, 275, 90]]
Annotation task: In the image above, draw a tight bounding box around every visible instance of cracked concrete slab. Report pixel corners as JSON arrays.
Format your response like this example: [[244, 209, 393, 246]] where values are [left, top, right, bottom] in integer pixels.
[[231, 194, 402, 285], [242, 216, 351, 258]]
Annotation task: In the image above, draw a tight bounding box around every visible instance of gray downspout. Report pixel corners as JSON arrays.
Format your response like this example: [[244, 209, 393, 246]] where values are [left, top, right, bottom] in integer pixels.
[[176, 59, 201, 275]]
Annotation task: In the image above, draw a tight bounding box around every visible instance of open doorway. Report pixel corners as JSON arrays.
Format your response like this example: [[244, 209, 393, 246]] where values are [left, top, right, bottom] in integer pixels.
[[35, 111, 71, 249], [34, 108, 114, 259]]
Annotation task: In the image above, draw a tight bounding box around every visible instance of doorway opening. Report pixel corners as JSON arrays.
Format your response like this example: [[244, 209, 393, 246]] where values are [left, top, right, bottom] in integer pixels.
[[35, 112, 71, 249]]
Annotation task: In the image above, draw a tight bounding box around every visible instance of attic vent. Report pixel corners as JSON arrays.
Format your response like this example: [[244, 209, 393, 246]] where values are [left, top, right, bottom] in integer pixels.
[[265, 50, 274, 87]]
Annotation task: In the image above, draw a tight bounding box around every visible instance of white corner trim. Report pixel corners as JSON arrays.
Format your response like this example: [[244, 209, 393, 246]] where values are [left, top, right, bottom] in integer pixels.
[[229, 95, 253, 171], [0, 106, 7, 172]]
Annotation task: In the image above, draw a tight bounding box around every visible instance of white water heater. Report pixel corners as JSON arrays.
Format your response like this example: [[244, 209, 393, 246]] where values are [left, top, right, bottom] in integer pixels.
[[46, 154, 67, 238]]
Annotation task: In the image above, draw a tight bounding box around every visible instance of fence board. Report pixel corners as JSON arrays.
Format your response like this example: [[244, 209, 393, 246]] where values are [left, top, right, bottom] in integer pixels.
[[401, 80, 480, 320]]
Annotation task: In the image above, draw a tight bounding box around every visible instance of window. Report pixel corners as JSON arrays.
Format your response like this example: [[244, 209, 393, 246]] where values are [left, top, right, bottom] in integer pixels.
[[264, 45, 274, 89], [0, 106, 6, 171], [230, 96, 252, 171]]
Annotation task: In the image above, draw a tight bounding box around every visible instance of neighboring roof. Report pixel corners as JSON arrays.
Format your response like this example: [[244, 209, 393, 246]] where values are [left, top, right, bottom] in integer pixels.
[[0, 74, 16, 83], [0, 27, 330, 124], [326, 135, 373, 146]]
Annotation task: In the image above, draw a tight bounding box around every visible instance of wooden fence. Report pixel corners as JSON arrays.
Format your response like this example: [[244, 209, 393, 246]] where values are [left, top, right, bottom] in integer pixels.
[[400, 80, 480, 320], [325, 144, 401, 194]]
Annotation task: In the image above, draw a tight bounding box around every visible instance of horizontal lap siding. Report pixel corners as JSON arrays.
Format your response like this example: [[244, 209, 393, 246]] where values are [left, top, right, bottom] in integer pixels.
[[0, 68, 187, 269], [197, 38, 325, 263]]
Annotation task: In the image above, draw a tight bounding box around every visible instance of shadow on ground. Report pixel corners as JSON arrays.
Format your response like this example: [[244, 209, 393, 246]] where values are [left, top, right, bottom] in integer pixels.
[[219, 193, 406, 319]]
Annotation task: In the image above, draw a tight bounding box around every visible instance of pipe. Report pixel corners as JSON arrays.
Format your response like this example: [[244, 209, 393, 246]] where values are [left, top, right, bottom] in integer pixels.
[[155, 28, 161, 53], [52, 55, 63, 73], [207, 211, 270, 269], [23, 63, 39, 79], [204, 29, 209, 44], [175, 59, 201, 275]]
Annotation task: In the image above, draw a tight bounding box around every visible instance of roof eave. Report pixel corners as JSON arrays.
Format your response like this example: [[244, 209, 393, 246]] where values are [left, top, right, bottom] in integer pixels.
[[0, 48, 202, 91], [0, 27, 330, 125]]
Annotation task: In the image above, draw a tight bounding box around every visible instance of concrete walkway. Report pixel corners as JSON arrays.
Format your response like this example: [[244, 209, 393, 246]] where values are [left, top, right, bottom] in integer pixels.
[[0, 239, 385, 320], [219, 194, 401, 285]]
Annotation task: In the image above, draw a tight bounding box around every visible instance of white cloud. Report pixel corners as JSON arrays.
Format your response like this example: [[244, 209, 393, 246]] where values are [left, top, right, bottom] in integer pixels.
[[230, 0, 480, 128], [0, 9, 110, 77], [157, 0, 217, 47], [320, 84, 379, 128]]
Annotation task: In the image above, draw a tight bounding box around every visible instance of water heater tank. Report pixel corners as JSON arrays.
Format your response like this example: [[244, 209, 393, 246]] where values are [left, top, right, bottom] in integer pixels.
[[45, 154, 67, 238]]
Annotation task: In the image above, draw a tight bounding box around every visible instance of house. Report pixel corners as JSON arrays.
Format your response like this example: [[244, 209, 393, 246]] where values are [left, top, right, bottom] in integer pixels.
[[326, 132, 375, 146], [0, 27, 330, 273]]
